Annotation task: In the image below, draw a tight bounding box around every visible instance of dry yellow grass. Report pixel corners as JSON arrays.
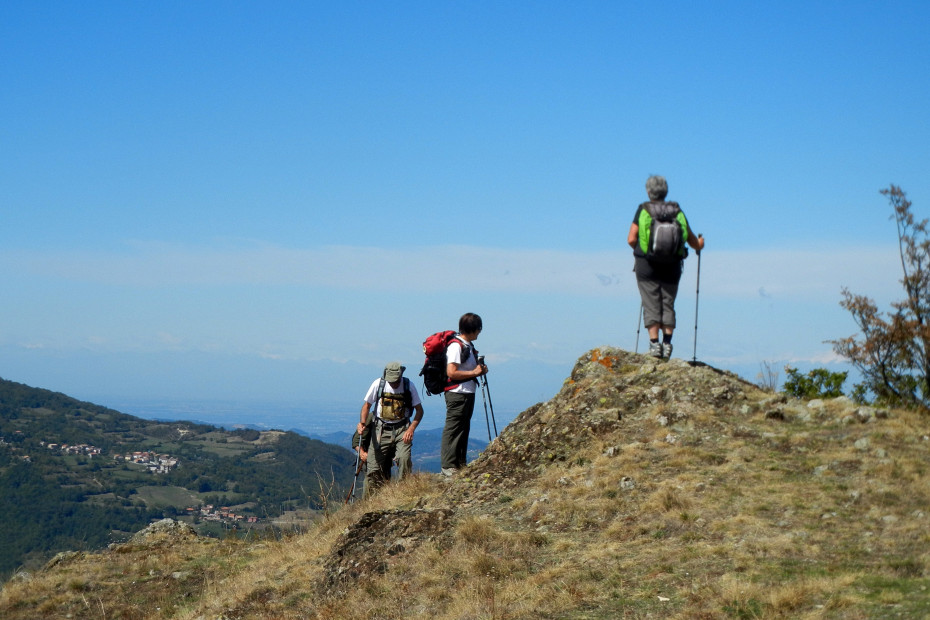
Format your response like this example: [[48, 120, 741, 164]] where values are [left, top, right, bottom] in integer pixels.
[[3, 348, 930, 618]]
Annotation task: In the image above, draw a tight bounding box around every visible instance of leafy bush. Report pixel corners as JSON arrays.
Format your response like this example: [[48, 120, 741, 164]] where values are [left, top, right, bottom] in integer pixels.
[[782, 366, 847, 399]]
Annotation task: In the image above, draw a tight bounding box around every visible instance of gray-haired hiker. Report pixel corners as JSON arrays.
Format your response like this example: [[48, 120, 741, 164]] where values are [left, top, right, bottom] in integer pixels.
[[356, 361, 424, 497], [627, 175, 705, 359]]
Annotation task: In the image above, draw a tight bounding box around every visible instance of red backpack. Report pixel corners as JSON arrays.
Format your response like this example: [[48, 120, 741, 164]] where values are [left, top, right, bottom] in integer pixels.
[[418, 331, 473, 395]]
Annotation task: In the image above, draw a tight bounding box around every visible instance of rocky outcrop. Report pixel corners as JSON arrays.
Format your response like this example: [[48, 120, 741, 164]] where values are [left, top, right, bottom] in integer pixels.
[[109, 518, 200, 552], [319, 508, 455, 595], [458, 348, 758, 494]]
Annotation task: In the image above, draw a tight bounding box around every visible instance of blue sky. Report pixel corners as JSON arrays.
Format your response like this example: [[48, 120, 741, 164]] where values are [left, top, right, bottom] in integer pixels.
[[1, 2, 928, 431]]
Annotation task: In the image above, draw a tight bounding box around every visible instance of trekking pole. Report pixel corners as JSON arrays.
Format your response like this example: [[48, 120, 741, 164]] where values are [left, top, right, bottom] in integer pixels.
[[634, 304, 644, 353], [484, 376, 498, 438], [480, 380, 492, 441], [480, 357, 497, 437], [692, 243, 702, 364], [345, 447, 363, 504], [478, 356, 498, 440], [483, 375, 499, 438], [345, 372, 382, 502]]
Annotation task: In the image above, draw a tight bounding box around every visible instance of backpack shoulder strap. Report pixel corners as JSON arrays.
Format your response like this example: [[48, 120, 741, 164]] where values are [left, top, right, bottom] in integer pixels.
[[374, 377, 386, 414], [402, 377, 413, 414], [648, 201, 679, 218], [440, 336, 472, 392], [453, 335, 475, 362]]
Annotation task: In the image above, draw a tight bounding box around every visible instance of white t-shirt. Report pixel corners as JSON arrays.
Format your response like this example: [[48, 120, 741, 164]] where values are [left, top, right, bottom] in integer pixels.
[[446, 338, 478, 394], [364, 377, 422, 420]]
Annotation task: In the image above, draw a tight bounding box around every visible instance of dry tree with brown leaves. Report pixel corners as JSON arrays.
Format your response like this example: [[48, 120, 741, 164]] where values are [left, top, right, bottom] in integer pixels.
[[831, 185, 930, 411]]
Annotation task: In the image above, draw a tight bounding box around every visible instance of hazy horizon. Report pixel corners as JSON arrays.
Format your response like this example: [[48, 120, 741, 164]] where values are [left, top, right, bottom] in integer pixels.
[[3, 3, 924, 416]]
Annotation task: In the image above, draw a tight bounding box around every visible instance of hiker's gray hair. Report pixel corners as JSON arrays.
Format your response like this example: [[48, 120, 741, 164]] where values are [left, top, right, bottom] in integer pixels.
[[646, 175, 668, 201]]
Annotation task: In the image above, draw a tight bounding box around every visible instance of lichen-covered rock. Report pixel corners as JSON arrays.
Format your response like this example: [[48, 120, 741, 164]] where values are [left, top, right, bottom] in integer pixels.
[[109, 518, 200, 552], [457, 347, 760, 495], [319, 508, 455, 595], [132, 518, 198, 541], [44, 551, 84, 570]]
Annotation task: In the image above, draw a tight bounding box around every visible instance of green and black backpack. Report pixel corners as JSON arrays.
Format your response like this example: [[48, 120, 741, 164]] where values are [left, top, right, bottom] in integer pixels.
[[639, 201, 688, 263]]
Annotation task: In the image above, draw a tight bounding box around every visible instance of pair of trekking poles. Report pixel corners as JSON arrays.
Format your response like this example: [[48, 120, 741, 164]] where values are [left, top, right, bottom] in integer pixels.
[[478, 355, 498, 443], [634, 249, 702, 364]]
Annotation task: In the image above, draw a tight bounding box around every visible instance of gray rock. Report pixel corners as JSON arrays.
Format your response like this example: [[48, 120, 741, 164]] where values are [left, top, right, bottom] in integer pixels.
[[136, 518, 195, 539]]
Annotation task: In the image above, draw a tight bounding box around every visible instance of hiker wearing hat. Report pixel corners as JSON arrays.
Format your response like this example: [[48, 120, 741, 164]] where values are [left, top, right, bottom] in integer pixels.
[[627, 175, 705, 359], [356, 361, 424, 496]]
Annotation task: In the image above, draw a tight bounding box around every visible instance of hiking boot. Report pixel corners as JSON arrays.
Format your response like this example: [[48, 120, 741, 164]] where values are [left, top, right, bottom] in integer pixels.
[[662, 342, 673, 359], [440, 467, 457, 477], [648, 341, 662, 358]]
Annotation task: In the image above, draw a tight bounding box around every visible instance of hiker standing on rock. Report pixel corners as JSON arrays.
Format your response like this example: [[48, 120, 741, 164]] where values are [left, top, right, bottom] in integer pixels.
[[627, 175, 704, 359], [357, 361, 424, 496], [439, 313, 487, 476]]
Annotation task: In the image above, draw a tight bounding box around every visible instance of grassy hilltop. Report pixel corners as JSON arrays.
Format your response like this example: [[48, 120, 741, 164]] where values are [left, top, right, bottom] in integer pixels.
[[2, 347, 929, 618]]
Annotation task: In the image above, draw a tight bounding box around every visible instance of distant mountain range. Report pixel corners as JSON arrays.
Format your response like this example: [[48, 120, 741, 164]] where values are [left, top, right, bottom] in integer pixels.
[[0, 376, 357, 578]]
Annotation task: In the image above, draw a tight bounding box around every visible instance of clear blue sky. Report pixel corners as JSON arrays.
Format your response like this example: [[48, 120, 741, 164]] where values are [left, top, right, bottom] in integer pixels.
[[1, 2, 928, 429]]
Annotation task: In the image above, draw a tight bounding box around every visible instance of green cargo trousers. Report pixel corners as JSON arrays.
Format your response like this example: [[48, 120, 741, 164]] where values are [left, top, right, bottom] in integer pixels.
[[364, 419, 412, 497]]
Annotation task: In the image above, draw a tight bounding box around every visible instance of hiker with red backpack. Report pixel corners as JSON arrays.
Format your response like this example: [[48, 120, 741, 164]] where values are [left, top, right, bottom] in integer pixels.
[[356, 361, 424, 497], [627, 175, 705, 359], [435, 313, 487, 477]]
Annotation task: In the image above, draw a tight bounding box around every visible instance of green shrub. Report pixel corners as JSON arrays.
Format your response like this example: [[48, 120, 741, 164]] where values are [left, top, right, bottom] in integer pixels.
[[782, 366, 847, 399]]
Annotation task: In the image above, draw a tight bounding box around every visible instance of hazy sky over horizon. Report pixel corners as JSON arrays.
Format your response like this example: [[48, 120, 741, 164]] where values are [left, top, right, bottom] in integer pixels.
[[2, 2, 928, 422]]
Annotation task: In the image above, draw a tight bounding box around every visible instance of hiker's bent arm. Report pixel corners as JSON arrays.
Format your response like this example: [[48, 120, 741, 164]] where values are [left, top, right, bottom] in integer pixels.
[[627, 223, 638, 249], [402, 404, 424, 444], [357, 401, 371, 435], [687, 231, 705, 252], [447, 362, 486, 382]]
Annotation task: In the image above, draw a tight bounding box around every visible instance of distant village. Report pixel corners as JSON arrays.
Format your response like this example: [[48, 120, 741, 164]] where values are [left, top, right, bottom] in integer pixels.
[[111, 450, 180, 474], [38, 439, 182, 475], [42, 441, 102, 458], [22, 436, 261, 524], [187, 504, 259, 524]]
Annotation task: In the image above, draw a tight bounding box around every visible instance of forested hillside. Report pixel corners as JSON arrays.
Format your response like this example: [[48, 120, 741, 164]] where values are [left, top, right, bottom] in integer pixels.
[[0, 377, 356, 578]]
